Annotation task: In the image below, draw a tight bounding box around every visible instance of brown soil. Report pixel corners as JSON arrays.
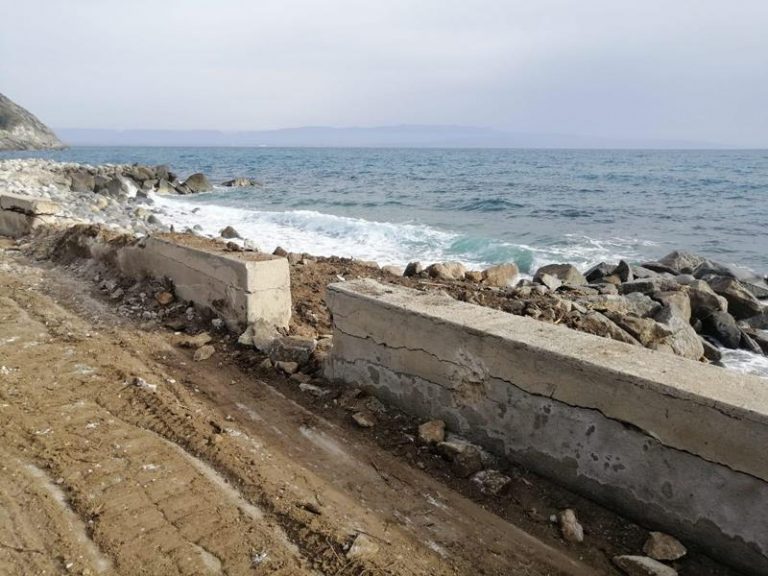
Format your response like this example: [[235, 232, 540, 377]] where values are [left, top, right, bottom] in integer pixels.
[[0, 239, 740, 576]]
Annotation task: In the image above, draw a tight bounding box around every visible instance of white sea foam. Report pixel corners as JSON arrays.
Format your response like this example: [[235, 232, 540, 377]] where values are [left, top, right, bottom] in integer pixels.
[[719, 349, 768, 379], [152, 194, 481, 267], [150, 194, 657, 273]]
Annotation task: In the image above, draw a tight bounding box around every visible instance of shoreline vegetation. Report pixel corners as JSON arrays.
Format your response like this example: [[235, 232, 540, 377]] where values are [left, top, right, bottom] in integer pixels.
[[1, 158, 766, 374]]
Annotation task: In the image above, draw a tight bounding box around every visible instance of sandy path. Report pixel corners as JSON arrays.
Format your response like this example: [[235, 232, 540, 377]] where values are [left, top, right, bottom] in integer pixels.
[[0, 250, 593, 575]]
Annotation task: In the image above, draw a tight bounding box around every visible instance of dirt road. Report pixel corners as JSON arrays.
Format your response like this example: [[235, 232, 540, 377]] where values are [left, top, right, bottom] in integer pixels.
[[0, 246, 597, 575]]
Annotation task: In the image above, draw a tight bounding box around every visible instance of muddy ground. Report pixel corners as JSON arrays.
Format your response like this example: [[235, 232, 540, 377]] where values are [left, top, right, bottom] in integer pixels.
[[0, 239, 740, 576]]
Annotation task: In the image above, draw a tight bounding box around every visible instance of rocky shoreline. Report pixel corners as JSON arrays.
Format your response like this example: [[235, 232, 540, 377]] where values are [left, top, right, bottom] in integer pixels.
[[1, 158, 766, 372]]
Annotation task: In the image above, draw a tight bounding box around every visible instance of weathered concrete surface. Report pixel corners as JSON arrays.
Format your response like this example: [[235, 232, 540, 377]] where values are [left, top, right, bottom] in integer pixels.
[[325, 279, 768, 575], [117, 237, 291, 330], [0, 193, 61, 216], [0, 193, 60, 237]]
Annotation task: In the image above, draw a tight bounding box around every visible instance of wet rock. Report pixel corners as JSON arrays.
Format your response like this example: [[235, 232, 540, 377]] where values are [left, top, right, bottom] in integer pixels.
[[220, 225, 241, 239], [471, 469, 511, 495], [744, 310, 768, 330], [418, 419, 446, 444], [702, 311, 741, 348], [403, 261, 424, 277], [612, 555, 677, 576], [615, 260, 634, 282], [740, 329, 764, 355], [706, 276, 762, 320], [193, 344, 215, 361], [346, 533, 379, 560], [222, 177, 259, 187], [269, 336, 317, 366], [701, 337, 722, 362], [352, 411, 376, 428], [558, 508, 584, 543], [482, 263, 519, 287], [534, 263, 587, 286], [427, 261, 466, 281], [182, 173, 212, 193], [643, 532, 687, 561]]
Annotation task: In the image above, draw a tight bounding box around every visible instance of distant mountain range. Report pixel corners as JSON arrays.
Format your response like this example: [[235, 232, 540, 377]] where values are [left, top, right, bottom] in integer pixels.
[[56, 125, 725, 149]]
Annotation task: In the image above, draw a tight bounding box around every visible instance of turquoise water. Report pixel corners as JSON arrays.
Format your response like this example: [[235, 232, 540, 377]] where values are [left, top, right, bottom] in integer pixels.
[[4, 147, 767, 273]]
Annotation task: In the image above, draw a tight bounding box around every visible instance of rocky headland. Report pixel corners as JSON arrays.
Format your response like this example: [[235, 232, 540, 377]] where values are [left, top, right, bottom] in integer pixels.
[[1, 158, 767, 373], [0, 93, 64, 150]]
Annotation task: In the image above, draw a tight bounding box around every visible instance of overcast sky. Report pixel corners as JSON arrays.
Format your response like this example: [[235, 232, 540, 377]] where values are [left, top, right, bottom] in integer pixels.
[[2, 0, 767, 146]]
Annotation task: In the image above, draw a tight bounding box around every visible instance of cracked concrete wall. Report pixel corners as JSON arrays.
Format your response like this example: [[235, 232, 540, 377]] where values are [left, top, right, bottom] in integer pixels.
[[0, 193, 60, 237], [325, 279, 768, 575], [116, 237, 291, 330]]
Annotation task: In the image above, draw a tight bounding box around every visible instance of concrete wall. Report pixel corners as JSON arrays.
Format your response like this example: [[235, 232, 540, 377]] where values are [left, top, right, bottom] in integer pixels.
[[0, 193, 59, 237], [325, 279, 768, 575], [116, 237, 291, 330]]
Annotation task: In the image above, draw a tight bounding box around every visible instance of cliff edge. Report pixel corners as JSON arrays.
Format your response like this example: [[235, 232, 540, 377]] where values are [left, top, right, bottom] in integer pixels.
[[0, 93, 64, 150]]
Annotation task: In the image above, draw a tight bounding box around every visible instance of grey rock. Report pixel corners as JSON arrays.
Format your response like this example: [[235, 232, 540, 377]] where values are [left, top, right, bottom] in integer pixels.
[[269, 336, 317, 366], [615, 260, 634, 282], [658, 250, 707, 274], [404, 261, 424, 277], [700, 337, 722, 362], [220, 225, 241, 239], [740, 329, 764, 354], [688, 280, 728, 319], [631, 265, 662, 279], [584, 262, 615, 283], [482, 263, 519, 287], [427, 261, 466, 281], [706, 276, 762, 320], [222, 177, 261, 187], [381, 265, 404, 276], [69, 171, 95, 192], [625, 292, 662, 317], [702, 311, 741, 348], [182, 173, 212, 193], [653, 291, 691, 323], [576, 311, 641, 346], [534, 263, 587, 286], [536, 272, 562, 291]]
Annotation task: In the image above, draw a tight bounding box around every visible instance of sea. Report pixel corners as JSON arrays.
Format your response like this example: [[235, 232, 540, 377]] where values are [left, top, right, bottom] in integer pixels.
[[4, 146, 767, 377]]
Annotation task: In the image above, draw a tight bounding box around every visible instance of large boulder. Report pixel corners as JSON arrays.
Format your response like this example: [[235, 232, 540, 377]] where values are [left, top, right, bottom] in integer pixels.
[[427, 262, 466, 281], [222, 177, 260, 187], [126, 165, 156, 184], [701, 311, 741, 348], [182, 173, 213, 193], [706, 276, 762, 320], [575, 312, 640, 345], [97, 176, 139, 198], [687, 280, 728, 319], [653, 291, 691, 323], [534, 263, 587, 286], [69, 171, 95, 193], [657, 250, 707, 274], [654, 305, 704, 360], [584, 262, 615, 283], [481, 263, 519, 287], [403, 261, 424, 277], [619, 278, 677, 296]]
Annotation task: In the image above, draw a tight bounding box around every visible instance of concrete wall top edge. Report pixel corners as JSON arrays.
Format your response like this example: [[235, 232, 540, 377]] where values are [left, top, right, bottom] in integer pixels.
[[327, 279, 768, 423]]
